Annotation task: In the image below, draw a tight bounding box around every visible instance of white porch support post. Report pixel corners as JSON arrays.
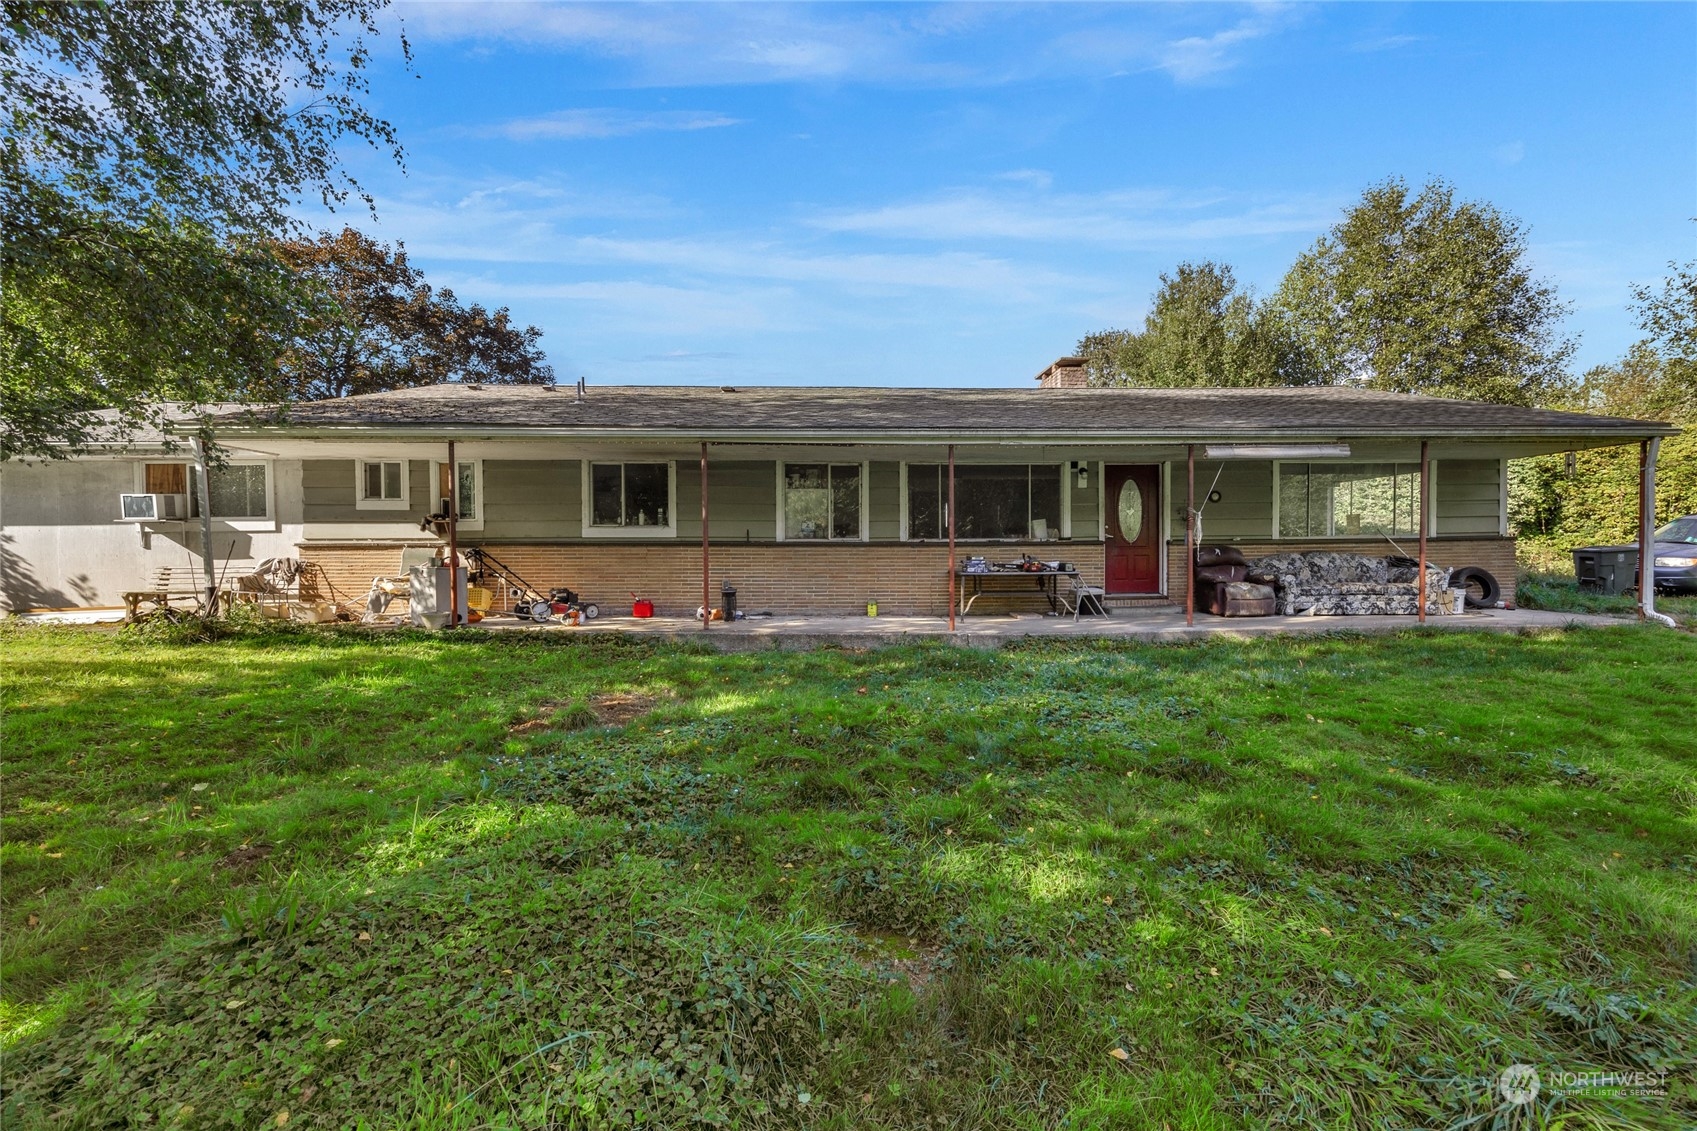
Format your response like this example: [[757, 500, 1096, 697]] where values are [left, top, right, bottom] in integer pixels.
[[191, 435, 218, 616]]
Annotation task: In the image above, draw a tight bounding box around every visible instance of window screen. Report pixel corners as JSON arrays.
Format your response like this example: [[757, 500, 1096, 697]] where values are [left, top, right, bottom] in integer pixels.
[[206, 464, 267, 518]]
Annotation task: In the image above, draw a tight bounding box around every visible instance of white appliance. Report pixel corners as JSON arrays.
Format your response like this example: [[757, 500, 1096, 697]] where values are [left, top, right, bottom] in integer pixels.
[[118, 493, 187, 521], [407, 562, 470, 628]]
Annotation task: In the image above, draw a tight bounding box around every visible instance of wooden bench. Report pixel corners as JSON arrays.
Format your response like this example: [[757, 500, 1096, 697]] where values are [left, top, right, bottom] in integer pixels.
[[122, 567, 232, 620]]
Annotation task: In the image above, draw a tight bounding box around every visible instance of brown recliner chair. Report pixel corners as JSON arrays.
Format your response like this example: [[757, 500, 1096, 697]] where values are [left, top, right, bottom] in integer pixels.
[[1193, 546, 1277, 617]]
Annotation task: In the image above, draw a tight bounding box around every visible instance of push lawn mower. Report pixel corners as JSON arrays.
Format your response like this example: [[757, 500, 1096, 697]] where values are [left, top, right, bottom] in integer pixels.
[[462, 547, 599, 622]]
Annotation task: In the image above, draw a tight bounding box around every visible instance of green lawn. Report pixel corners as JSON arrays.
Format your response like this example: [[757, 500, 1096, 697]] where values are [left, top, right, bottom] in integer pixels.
[[2, 622, 1694, 1129]]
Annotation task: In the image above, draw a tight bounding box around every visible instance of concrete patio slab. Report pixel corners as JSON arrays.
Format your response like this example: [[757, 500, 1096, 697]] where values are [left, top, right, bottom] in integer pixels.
[[473, 603, 1640, 650]]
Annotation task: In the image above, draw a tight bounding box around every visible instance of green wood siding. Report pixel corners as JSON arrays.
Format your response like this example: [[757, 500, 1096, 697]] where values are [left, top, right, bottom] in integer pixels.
[[868, 462, 900, 540], [302, 459, 430, 522], [1169, 461, 1274, 538], [1069, 464, 1102, 539], [678, 460, 777, 540], [1436, 460, 1503, 535], [482, 460, 579, 539]]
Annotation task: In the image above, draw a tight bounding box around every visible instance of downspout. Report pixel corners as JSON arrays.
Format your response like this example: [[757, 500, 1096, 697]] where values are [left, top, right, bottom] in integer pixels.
[[1641, 438, 1675, 628], [191, 436, 218, 616]]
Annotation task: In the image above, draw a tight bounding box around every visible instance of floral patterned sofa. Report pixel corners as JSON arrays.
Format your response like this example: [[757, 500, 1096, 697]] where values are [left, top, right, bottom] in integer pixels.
[[1244, 551, 1462, 616]]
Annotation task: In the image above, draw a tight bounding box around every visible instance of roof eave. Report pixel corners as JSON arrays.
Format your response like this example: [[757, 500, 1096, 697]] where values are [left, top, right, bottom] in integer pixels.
[[194, 422, 1681, 444]]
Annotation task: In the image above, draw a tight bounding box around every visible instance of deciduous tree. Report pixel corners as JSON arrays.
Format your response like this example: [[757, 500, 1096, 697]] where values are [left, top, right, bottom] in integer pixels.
[[1, 0, 406, 458], [1078, 261, 1308, 388], [272, 228, 553, 399], [1630, 254, 1696, 417], [1274, 178, 1575, 406]]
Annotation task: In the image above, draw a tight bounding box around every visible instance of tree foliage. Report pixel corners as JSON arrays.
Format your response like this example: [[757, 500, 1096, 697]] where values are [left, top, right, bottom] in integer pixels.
[[1274, 177, 1575, 406], [272, 228, 554, 399], [1510, 344, 1695, 551], [1078, 262, 1308, 388], [1, 0, 407, 458], [1629, 253, 1696, 416]]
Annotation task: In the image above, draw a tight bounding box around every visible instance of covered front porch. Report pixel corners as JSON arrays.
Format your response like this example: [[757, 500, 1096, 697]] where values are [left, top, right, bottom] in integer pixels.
[[467, 601, 1636, 649]]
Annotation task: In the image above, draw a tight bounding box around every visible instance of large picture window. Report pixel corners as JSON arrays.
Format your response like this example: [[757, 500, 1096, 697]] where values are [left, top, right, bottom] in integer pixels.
[[906, 464, 1061, 541], [1278, 463, 1420, 538], [781, 463, 862, 540], [589, 462, 671, 530]]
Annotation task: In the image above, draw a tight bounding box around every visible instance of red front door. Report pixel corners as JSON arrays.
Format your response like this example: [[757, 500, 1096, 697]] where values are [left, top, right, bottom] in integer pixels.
[[1104, 465, 1161, 594]]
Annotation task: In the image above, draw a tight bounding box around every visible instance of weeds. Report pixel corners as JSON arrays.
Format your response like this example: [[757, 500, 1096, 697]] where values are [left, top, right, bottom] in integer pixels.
[[2, 624, 1694, 1128]]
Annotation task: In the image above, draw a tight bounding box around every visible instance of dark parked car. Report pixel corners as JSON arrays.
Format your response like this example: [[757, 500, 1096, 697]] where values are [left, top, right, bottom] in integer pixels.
[[1653, 516, 1697, 594]]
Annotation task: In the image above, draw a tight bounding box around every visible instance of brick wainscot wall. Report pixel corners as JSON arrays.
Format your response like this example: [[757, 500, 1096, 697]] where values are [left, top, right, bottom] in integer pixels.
[[1164, 537, 1520, 606], [303, 542, 1110, 618]]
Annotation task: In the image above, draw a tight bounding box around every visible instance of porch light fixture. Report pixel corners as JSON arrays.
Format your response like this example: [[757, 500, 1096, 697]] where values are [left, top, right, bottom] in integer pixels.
[[1202, 444, 1351, 460]]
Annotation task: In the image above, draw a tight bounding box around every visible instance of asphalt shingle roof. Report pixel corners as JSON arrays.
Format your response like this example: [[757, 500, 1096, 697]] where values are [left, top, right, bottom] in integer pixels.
[[211, 383, 1675, 441]]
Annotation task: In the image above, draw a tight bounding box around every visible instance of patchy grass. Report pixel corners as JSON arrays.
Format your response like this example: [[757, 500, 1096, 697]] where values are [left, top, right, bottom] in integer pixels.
[[1517, 570, 1697, 626], [2, 622, 1694, 1129]]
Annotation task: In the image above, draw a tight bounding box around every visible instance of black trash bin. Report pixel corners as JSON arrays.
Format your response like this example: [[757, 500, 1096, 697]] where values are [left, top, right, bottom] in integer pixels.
[[720, 582, 738, 619], [1573, 546, 1639, 595]]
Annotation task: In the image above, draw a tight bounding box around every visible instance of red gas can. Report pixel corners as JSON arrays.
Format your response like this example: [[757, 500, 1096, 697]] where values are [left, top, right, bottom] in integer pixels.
[[631, 596, 655, 618]]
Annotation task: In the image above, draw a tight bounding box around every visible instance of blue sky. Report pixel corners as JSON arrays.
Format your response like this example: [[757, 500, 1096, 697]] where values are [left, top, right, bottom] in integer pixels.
[[328, 2, 1697, 388]]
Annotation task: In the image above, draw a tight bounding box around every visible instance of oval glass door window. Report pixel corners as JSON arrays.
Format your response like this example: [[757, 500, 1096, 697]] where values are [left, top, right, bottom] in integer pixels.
[[1117, 480, 1144, 540]]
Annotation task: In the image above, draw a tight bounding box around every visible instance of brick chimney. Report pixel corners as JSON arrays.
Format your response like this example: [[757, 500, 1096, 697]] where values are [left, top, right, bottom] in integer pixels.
[[1034, 356, 1089, 389]]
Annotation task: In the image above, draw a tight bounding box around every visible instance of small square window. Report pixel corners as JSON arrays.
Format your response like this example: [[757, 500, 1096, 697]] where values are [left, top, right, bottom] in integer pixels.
[[363, 461, 402, 501], [356, 460, 409, 510]]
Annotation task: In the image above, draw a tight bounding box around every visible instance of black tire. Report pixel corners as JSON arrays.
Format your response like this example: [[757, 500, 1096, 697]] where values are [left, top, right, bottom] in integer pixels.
[[582, 603, 599, 620], [1448, 566, 1501, 609]]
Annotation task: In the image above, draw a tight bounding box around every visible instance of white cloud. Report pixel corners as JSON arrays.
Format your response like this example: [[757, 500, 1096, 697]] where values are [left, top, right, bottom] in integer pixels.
[[1493, 140, 1527, 166], [1157, 24, 1267, 83], [396, 1, 1304, 88], [1349, 33, 1423, 54], [994, 168, 1054, 190], [472, 108, 742, 141], [809, 186, 1338, 246]]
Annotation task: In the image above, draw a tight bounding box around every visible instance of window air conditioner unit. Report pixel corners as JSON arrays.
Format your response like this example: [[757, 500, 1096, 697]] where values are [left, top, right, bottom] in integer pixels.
[[119, 493, 187, 521]]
